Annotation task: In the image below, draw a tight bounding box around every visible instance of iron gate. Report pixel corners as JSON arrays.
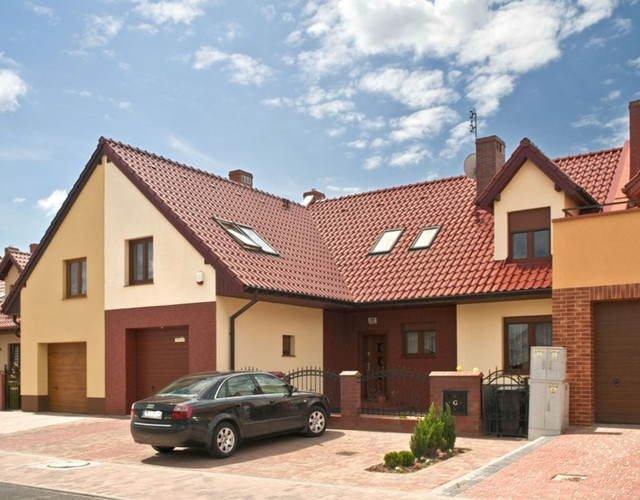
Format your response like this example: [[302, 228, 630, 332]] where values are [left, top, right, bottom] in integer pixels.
[[482, 370, 529, 437], [285, 367, 341, 414]]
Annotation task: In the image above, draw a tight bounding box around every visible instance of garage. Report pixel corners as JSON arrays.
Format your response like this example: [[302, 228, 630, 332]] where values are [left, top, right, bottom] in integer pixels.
[[48, 342, 87, 413], [135, 327, 189, 401], [594, 301, 640, 424]]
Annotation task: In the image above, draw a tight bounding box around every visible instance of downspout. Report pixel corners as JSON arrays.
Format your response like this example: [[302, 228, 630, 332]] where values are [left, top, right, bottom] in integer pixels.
[[229, 291, 259, 370]]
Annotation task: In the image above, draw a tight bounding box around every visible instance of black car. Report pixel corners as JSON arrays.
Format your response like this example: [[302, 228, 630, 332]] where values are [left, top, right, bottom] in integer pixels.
[[130, 371, 329, 458]]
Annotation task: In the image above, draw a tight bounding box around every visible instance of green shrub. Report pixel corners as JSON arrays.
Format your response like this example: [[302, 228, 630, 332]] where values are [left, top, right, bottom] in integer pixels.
[[410, 402, 457, 457], [383, 450, 415, 468]]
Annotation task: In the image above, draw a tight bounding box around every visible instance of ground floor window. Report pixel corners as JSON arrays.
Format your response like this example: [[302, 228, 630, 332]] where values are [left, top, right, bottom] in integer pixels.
[[402, 323, 436, 357], [504, 316, 552, 374]]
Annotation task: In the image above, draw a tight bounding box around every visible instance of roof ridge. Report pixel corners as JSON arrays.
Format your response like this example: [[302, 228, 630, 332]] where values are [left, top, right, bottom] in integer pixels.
[[314, 174, 470, 205], [101, 137, 306, 207]]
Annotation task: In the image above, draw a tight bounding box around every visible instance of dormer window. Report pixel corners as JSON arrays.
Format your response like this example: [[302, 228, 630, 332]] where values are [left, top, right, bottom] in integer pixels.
[[411, 226, 440, 250], [216, 219, 279, 255], [370, 228, 403, 255], [508, 207, 550, 262]]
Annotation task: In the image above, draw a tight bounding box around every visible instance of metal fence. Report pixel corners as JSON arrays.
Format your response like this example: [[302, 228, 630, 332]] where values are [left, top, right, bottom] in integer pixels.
[[482, 369, 529, 437], [359, 368, 431, 417]]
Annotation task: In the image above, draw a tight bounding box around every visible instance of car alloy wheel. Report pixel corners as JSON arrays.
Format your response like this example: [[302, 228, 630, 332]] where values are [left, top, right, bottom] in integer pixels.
[[305, 407, 327, 437], [210, 422, 238, 458]]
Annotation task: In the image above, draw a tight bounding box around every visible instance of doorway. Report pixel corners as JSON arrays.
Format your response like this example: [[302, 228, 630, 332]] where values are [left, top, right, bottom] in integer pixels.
[[361, 333, 387, 401]]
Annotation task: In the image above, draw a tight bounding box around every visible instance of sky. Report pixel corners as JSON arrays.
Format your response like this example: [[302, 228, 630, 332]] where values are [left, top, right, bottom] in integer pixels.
[[1, 0, 639, 251]]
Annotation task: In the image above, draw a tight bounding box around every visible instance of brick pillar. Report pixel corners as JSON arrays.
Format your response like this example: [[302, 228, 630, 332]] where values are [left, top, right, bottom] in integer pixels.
[[339, 371, 361, 417], [430, 371, 483, 437]]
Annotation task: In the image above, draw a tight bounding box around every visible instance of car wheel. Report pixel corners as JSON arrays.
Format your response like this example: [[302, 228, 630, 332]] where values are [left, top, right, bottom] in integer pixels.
[[152, 446, 175, 453], [305, 406, 327, 437], [209, 422, 238, 458]]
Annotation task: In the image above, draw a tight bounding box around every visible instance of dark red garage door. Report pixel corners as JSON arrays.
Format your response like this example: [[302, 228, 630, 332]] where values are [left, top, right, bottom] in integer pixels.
[[594, 301, 640, 424], [136, 327, 189, 400]]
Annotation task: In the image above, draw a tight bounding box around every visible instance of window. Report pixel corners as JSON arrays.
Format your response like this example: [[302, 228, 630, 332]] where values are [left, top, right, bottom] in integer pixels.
[[403, 324, 436, 357], [254, 373, 290, 394], [508, 207, 550, 261], [504, 317, 552, 374], [129, 237, 153, 285], [219, 375, 258, 398], [216, 219, 278, 255], [370, 228, 403, 255], [282, 335, 295, 357], [66, 258, 87, 298], [411, 226, 441, 250]]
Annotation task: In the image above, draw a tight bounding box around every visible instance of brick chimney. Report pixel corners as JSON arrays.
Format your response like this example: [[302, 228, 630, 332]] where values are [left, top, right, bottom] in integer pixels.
[[29, 243, 39, 254], [630, 100, 640, 180], [302, 189, 325, 207], [475, 135, 505, 196], [229, 169, 253, 188]]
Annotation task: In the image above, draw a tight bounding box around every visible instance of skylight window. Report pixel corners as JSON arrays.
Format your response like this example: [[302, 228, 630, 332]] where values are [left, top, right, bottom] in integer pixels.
[[370, 228, 403, 255], [411, 227, 441, 250], [216, 219, 279, 255]]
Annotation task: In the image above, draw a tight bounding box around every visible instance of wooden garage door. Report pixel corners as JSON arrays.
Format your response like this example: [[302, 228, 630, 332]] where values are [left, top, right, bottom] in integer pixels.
[[136, 327, 189, 400], [48, 343, 87, 413], [595, 301, 640, 424]]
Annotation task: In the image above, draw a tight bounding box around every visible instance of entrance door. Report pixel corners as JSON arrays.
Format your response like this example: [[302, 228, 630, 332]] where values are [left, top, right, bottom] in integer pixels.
[[48, 343, 87, 413], [362, 334, 387, 400], [594, 301, 640, 424], [136, 327, 189, 400]]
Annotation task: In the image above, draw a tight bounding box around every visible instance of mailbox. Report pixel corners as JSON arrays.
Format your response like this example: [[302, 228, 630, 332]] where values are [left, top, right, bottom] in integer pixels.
[[443, 390, 468, 416]]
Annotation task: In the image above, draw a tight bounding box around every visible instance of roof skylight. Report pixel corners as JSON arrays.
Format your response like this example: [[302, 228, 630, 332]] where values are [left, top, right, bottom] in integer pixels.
[[370, 228, 403, 255], [411, 227, 440, 250], [216, 219, 279, 255]]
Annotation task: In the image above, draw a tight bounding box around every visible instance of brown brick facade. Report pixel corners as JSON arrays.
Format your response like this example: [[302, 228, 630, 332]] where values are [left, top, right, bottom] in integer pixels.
[[553, 284, 640, 426]]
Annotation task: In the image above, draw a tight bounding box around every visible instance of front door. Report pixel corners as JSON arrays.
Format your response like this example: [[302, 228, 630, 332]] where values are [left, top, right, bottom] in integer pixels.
[[362, 334, 387, 401]]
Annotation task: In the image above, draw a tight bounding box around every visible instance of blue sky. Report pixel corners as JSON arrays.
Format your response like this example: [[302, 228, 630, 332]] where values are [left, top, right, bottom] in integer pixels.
[[1, 0, 639, 251]]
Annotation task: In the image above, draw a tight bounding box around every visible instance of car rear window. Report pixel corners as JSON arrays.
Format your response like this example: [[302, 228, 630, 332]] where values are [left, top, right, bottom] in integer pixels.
[[156, 376, 218, 398]]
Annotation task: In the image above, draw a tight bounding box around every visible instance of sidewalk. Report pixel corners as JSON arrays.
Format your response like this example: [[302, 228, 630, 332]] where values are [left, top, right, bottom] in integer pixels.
[[0, 411, 637, 499]]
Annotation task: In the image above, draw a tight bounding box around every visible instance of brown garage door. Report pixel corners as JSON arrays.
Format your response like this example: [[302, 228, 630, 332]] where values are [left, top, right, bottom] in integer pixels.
[[595, 301, 640, 424], [136, 327, 189, 400], [48, 343, 87, 413]]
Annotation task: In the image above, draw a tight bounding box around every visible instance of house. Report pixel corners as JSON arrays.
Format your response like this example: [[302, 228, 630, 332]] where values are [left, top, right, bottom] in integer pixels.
[[3, 100, 639, 426]]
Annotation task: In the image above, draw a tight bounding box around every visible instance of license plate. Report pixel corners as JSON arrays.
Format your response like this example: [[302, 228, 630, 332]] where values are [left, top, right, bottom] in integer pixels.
[[141, 410, 163, 420]]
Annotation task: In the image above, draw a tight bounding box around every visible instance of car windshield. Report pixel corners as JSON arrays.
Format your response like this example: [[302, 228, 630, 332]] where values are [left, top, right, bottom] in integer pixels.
[[156, 375, 218, 398]]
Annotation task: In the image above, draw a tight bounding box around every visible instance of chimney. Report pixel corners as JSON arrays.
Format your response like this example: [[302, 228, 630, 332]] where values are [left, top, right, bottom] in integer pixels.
[[630, 100, 640, 180], [229, 169, 253, 188], [302, 189, 325, 207], [29, 243, 39, 255], [475, 135, 505, 196]]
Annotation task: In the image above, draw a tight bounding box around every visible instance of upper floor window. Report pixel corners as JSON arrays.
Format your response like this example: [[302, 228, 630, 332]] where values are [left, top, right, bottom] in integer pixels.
[[508, 207, 550, 262], [129, 237, 153, 285], [504, 317, 552, 374], [410, 226, 441, 251], [66, 258, 87, 298], [215, 219, 279, 255], [402, 323, 436, 357]]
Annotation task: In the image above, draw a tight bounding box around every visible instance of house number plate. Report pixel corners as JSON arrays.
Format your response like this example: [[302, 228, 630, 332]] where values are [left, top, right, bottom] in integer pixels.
[[142, 410, 163, 420]]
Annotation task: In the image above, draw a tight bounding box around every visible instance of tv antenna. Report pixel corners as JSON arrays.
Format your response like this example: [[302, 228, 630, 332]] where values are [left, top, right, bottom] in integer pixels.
[[469, 108, 477, 140]]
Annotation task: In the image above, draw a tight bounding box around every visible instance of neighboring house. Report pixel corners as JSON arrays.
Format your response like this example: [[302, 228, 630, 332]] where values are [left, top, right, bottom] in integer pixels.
[[3, 100, 639, 426], [0, 246, 32, 392]]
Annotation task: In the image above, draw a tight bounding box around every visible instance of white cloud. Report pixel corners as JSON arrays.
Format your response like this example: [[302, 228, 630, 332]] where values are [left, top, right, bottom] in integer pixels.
[[358, 68, 458, 109], [132, 23, 159, 34], [0, 70, 28, 112], [630, 57, 640, 70], [346, 139, 367, 149], [133, 0, 207, 25], [261, 5, 276, 21], [82, 15, 123, 47], [602, 90, 621, 102], [370, 137, 389, 148], [36, 189, 67, 218], [364, 154, 384, 170], [168, 134, 220, 167], [389, 144, 429, 167], [25, 2, 58, 23], [193, 46, 272, 85], [0, 52, 19, 67], [12, 197, 26, 204], [390, 106, 458, 142]]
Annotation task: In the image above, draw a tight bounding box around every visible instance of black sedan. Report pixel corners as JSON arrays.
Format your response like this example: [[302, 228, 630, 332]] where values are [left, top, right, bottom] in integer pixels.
[[130, 371, 329, 458]]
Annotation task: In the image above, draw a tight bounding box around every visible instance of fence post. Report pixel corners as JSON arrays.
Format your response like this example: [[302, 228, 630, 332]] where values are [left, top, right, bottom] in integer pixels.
[[0, 372, 5, 411], [429, 371, 483, 437], [339, 371, 361, 418]]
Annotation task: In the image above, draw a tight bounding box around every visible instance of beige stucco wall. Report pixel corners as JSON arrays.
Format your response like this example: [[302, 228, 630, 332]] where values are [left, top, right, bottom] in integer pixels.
[[103, 158, 216, 310], [554, 209, 640, 289], [493, 160, 568, 260], [20, 162, 106, 398], [216, 297, 323, 372], [4, 265, 21, 291], [457, 298, 552, 375]]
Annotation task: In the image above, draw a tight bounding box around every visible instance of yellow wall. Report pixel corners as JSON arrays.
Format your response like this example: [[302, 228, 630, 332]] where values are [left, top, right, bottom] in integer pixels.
[[554, 209, 640, 289], [103, 159, 216, 310], [493, 160, 567, 260], [216, 297, 323, 372], [20, 161, 106, 398], [457, 298, 552, 375], [4, 265, 21, 292]]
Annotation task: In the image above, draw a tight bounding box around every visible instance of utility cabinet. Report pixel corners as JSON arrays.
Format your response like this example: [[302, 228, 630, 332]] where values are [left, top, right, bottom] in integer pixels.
[[528, 346, 569, 440]]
